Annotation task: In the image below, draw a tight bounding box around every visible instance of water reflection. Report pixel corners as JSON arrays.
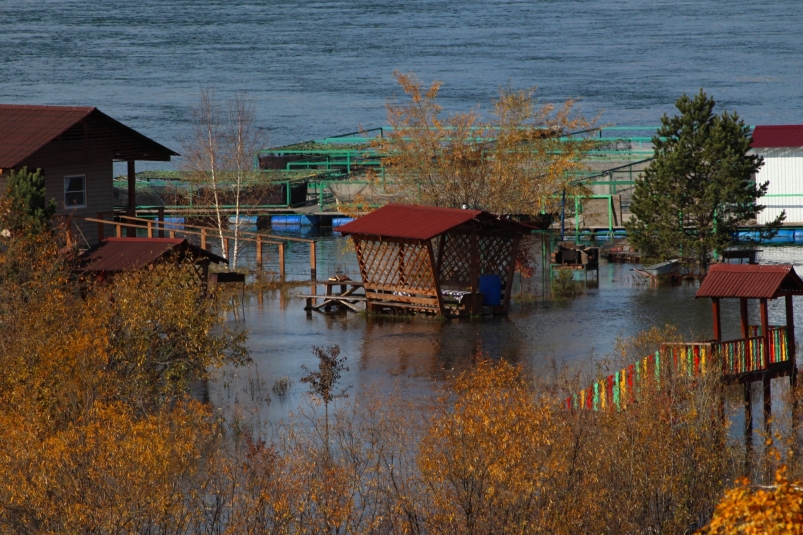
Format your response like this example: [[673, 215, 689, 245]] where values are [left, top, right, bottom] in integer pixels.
[[210, 232, 803, 425]]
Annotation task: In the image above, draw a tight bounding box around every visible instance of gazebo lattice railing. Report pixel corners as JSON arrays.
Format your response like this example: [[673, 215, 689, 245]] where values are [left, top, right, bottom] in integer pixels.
[[354, 237, 441, 313]]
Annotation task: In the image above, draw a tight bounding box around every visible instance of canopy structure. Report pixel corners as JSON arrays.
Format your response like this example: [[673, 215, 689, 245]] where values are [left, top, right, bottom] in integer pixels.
[[79, 237, 226, 287], [695, 264, 802, 382], [336, 204, 531, 317], [696, 264, 803, 299]]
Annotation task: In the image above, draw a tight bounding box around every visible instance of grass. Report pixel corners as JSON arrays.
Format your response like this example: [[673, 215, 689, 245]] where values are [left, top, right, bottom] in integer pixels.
[[552, 267, 578, 298]]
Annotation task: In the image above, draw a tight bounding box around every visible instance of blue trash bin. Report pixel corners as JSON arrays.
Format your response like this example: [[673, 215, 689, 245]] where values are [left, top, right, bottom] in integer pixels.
[[479, 274, 502, 306]]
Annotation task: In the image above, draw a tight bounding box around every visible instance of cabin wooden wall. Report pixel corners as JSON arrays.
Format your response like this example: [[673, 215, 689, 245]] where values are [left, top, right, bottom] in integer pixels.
[[16, 126, 115, 246]]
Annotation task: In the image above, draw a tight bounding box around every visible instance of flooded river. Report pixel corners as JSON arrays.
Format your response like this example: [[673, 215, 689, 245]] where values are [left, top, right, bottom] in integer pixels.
[[210, 230, 803, 426]]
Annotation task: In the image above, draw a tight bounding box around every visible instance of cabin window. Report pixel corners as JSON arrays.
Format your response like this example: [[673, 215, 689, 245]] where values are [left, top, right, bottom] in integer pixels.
[[64, 175, 86, 208]]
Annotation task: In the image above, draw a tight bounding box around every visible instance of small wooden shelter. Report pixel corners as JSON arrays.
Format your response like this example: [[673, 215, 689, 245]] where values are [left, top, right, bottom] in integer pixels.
[[79, 237, 227, 287], [696, 264, 803, 453], [336, 204, 531, 317]]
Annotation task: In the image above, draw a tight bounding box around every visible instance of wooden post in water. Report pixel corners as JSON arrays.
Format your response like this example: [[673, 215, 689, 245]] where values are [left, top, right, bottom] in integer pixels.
[[787, 295, 798, 433], [256, 235, 263, 271], [279, 243, 286, 280], [764, 375, 772, 439], [201, 228, 207, 250], [147, 221, 153, 238], [310, 241, 317, 281], [158, 207, 165, 238], [169, 229, 175, 238], [97, 212, 105, 241], [745, 381, 753, 471], [224, 238, 230, 264], [116, 223, 122, 238]]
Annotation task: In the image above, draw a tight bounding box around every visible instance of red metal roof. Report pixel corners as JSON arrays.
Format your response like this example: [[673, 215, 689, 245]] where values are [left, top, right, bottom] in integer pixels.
[[751, 125, 803, 149], [0, 105, 93, 168], [696, 264, 803, 299], [0, 104, 178, 168], [79, 237, 226, 272], [333, 204, 530, 241]]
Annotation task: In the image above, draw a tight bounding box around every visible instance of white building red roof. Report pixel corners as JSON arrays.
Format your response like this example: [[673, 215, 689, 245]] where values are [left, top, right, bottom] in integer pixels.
[[751, 125, 803, 148]]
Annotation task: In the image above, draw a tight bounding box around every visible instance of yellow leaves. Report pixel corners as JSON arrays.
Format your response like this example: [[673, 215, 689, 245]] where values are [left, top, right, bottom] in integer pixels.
[[702, 466, 803, 534], [377, 71, 597, 216]]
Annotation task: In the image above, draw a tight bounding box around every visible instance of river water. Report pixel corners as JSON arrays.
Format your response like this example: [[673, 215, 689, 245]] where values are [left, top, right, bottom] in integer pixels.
[[211, 231, 803, 425], [2, 0, 803, 169], [4, 1, 803, 423]]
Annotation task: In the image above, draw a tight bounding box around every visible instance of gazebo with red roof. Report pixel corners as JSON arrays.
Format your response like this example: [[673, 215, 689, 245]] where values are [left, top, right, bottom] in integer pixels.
[[696, 263, 803, 448], [336, 204, 531, 317]]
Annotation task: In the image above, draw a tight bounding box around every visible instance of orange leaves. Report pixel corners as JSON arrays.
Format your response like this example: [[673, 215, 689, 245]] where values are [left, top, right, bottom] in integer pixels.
[[0, 400, 211, 533], [419, 359, 561, 533], [0, 236, 247, 532], [702, 466, 803, 534]]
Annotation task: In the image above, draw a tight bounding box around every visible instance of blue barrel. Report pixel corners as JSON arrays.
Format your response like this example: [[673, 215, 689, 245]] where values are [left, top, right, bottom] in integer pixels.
[[479, 274, 502, 306], [769, 229, 794, 243], [332, 217, 354, 227], [272, 215, 302, 225], [793, 230, 803, 242]]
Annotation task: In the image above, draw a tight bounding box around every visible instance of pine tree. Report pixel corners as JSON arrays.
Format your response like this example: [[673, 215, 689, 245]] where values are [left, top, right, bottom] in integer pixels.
[[2, 166, 56, 234], [625, 90, 783, 274]]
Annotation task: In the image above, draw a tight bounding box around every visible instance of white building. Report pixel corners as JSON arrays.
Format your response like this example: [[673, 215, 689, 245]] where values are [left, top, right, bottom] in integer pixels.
[[753, 125, 803, 225]]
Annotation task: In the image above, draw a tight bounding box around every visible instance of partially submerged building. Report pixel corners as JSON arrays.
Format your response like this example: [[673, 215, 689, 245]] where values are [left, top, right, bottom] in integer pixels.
[[0, 105, 177, 245], [752, 125, 803, 225], [79, 237, 227, 287], [336, 204, 531, 317]]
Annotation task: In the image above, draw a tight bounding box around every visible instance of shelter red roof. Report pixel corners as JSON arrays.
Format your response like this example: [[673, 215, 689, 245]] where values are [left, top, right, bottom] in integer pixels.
[[79, 238, 226, 272], [335, 204, 530, 240], [695, 264, 803, 299], [751, 125, 803, 149], [0, 104, 178, 168]]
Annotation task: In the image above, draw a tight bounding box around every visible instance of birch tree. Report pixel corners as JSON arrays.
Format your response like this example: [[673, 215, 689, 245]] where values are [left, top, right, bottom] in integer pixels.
[[223, 94, 263, 269], [183, 89, 264, 269]]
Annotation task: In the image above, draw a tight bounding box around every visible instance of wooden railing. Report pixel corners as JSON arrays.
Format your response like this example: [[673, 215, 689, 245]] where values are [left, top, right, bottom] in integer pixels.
[[80, 216, 317, 280], [567, 327, 790, 412]]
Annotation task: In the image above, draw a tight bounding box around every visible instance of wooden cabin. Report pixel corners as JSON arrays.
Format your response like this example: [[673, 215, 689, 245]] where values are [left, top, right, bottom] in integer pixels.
[[336, 204, 531, 317], [79, 237, 227, 287], [0, 105, 177, 246]]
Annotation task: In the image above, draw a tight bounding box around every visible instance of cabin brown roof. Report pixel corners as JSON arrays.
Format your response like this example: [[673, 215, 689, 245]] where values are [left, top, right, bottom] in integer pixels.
[[335, 204, 531, 240], [79, 238, 227, 272], [751, 125, 803, 149], [695, 264, 803, 299], [0, 104, 178, 168]]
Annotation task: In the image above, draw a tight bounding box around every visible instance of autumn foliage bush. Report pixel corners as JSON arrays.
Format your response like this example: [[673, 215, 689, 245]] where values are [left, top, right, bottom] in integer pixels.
[[3, 202, 802, 532]]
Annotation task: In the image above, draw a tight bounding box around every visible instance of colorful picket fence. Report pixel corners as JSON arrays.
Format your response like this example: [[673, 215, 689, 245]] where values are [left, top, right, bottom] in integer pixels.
[[567, 326, 789, 412]]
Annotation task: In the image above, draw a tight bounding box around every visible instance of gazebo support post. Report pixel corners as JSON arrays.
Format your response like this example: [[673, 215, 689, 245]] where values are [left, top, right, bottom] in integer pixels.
[[786, 294, 798, 432], [760, 298, 770, 365], [427, 240, 445, 316], [502, 234, 521, 314], [760, 298, 772, 440], [740, 298, 749, 338], [127, 160, 136, 237], [744, 381, 753, 472], [712, 297, 722, 341]]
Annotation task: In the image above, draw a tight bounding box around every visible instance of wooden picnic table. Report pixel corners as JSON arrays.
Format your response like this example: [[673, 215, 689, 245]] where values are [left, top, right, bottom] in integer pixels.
[[302, 280, 366, 312]]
